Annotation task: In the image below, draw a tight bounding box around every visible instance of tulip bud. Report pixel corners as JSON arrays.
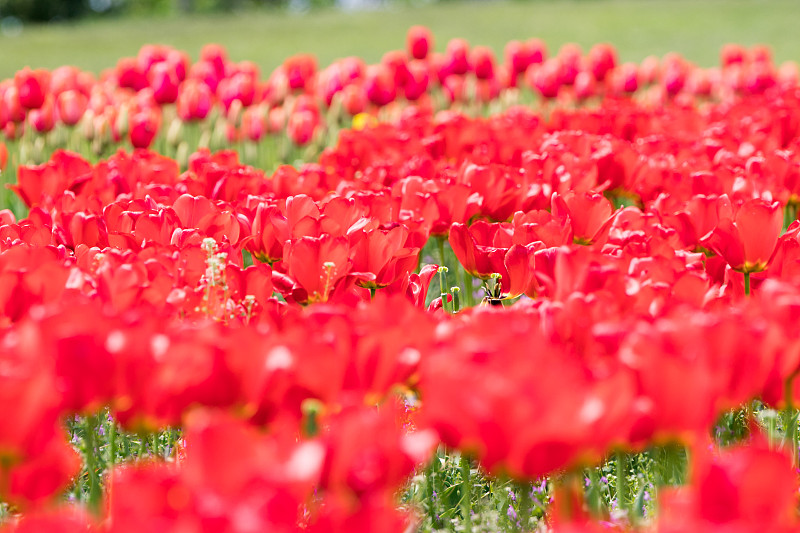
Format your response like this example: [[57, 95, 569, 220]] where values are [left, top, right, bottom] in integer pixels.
[[404, 60, 430, 101], [720, 43, 747, 68], [2, 84, 26, 124], [587, 43, 617, 81], [176, 141, 189, 169], [15, 68, 47, 110], [129, 109, 160, 149], [341, 84, 366, 115], [116, 57, 148, 91], [445, 38, 470, 76], [527, 60, 561, 99], [241, 105, 266, 142], [287, 109, 318, 146], [177, 79, 214, 122], [166, 117, 183, 148], [149, 62, 180, 105], [364, 64, 397, 107], [200, 43, 229, 78], [505, 40, 530, 77], [470, 46, 496, 80], [407, 25, 433, 60], [283, 54, 317, 91], [56, 90, 88, 127], [28, 95, 55, 133], [115, 104, 129, 139], [267, 106, 286, 134], [574, 71, 597, 100]]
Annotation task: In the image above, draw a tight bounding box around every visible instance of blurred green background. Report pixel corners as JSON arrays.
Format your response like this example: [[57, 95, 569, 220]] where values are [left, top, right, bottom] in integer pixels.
[[1, 0, 800, 79]]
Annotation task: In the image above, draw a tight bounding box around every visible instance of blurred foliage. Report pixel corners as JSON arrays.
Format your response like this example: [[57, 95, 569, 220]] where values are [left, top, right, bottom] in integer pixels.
[[0, 0, 89, 21], [0, 0, 339, 21]]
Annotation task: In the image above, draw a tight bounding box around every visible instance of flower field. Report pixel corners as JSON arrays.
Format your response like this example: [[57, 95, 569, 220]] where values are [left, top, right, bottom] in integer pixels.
[[3, 24, 800, 532]]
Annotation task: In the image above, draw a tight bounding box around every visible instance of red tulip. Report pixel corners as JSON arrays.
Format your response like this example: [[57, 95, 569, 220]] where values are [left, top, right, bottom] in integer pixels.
[[702, 196, 783, 273], [177, 79, 214, 121], [56, 90, 88, 126], [287, 109, 319, 146], [241, 105, 266, 142], [1, 83, 26, 124], [571, 71, 595, 101], [403, 60, 430, 101], [587, 43, 617, 81], [407, 25, 433, 60], [551, 191, 615, 245], [658, 437, 798, 532], [527, 59, 561, 99], [364, 64, 396, 107], [448, 221, 542, 297], [27, 95, 55, 133], [444, 38, 470, 76], [129, 109, 160, 149], [282, 234, 352, 304], [470, 46, 496, 80], [0, 507, 95, 533], [148, 61, 179, 105], [608, 62, 639, 95], [341, 84, 367, 115], [556, 43, 582, 86], [320, 403, 436, 497], [349, 225, 419, 289], [14, 68, 47, 110], [200, 43, 228, 78], [504, 40, 531, 77]]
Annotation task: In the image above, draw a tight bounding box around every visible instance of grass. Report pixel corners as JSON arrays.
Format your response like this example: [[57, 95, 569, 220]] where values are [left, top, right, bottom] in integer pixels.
[[2, 0, 800, 79]]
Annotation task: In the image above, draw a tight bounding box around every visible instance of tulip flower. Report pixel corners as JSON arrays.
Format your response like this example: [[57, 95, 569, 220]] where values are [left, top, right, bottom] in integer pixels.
[[287, 109, 319, 146], [407, 25, 433, 61], [658, 437, 798, 532], [282, 234, 353, 304], [551, 191, 615, 245], [56, 90, 88, 127], [14, 68, 47, 110], [702, 196, 783, 273], [148, 62, 179, 105], [129, 109, 160, 149]]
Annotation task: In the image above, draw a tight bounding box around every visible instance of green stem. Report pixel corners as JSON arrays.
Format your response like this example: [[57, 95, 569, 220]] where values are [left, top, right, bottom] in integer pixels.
[[437, 236, 447, 269], [427, 448, 441, 528], [586, 468, 603, 516], [108, 415, 116, 470], [139, 433, 148, 460], [426, 456, 436, 523], [450, 287, 461, 313], [462, 269, 475, 308], [369, 287, 376, 300], [744, 271, 751, 296], [84, 415, 101, 513], [432, 447, 445, 528], [616, 451, 629, 515], [153, 432, 161, 460], [785, 374, 799, 467], [517, 480, 532, 529], [769, 410, 777, 448], [461, 454, 472, 532], [438, 266, 450, 313], [784, 202, 798, 231]]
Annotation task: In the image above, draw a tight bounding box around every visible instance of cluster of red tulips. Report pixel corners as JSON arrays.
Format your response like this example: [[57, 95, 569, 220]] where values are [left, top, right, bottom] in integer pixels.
[[2, 25, 797, 159], [3, 26, 800, 532]]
